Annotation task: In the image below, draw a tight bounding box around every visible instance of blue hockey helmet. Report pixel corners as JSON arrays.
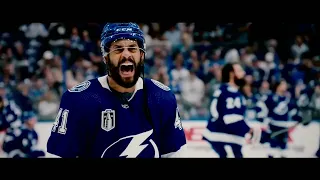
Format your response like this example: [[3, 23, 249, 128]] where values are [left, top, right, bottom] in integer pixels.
[[21, 111, 37, 123], [100, 23, 146, 57]]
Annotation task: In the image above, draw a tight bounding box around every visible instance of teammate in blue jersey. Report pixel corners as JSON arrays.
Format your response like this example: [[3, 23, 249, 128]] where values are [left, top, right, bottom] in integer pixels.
[[2, 111, 45, 158], [259, 80, 303, 157], [0, 95, 23, 153], [242, 83, 267, 125], [47, 23, 187, 158], [0, 97, 22, 132], [256, 80, 272, 102], [296, 80, 318, 126], [203, 63, 269, 158], [310, 80, 320, 158]]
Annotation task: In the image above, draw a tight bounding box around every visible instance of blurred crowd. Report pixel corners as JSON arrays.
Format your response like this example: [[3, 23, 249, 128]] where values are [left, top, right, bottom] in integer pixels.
[[1, 23, 320, 122]]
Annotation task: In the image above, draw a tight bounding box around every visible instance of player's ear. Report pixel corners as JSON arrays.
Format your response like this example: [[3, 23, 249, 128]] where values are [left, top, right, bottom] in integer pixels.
[[140, 52, 145, 63], [103, 56, 109, 64]]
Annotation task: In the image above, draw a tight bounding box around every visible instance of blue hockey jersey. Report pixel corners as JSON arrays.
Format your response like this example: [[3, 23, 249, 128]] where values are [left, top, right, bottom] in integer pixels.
[[256, 90, 272, 102], [47, 76, 186, 158], [0, 99, 22, 132], [261, 93, 302, 128], [203, 83, 251, 145], [2, 125, 45, 158], [297, 87, 314, 110], [244, 94, 267, 123]]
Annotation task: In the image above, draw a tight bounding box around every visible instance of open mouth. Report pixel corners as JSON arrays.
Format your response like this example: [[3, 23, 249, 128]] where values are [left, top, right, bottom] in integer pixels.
[[119, 62, 135, 77]]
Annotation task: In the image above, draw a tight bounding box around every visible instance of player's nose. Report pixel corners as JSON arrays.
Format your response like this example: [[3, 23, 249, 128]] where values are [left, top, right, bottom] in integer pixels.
[[121, 48, 132, 58]]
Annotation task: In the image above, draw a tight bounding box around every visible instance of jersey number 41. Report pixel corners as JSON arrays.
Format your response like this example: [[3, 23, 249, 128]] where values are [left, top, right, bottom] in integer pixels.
[[52, 108, 69, 135]]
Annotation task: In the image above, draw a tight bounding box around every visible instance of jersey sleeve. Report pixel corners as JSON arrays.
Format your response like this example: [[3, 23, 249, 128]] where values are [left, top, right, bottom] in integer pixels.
[[160, 93, 187, 158], [46, 91, 89, 158], [209, 89, 221, 121]]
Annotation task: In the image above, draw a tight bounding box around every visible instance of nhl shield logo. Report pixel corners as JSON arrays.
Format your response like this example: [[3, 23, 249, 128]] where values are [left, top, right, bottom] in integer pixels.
[[101, 109, 115, 132]]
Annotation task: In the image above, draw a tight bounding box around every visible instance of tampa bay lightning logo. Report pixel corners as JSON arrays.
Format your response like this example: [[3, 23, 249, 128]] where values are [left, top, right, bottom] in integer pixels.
[[68, 81, 91, 92], [101, 129, 160, 158]]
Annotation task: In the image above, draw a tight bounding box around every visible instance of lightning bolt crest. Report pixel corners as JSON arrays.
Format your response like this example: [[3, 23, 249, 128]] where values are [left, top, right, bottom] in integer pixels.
[[120, 129, 153, 158]]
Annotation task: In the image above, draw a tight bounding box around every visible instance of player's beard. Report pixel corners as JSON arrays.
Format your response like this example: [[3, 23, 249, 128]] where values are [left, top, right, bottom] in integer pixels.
[[107, 57, 143, 89], [234, 76, 246, 88]]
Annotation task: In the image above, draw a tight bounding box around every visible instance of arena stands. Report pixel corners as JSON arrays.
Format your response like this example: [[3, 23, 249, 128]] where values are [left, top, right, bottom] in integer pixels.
[[1, 23, 320, 121]]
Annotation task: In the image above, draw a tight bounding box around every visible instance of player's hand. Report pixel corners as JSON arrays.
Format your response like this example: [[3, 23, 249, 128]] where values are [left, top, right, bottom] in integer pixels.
[[245, 128, 262, 145], [245, 129, 254, 144]]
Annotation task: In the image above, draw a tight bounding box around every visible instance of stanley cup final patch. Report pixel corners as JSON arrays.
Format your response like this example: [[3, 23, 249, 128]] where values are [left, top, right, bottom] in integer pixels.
[[101, 109, 115, 132]]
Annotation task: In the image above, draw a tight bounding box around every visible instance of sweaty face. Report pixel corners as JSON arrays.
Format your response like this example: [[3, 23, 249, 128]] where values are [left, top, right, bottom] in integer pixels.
[[232, 64, 246, 87], [106, 39, 144, 88]]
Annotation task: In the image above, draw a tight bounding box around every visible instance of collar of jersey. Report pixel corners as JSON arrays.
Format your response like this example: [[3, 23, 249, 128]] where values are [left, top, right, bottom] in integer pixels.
[[226, 83, 239, 92], [98, 75, 143, 101]]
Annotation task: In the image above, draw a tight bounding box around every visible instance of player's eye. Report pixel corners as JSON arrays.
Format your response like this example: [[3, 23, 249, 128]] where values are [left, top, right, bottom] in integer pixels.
[[110, 47, 139, 54], [128, 47, 138, 53], [113, 48, 124, 54]]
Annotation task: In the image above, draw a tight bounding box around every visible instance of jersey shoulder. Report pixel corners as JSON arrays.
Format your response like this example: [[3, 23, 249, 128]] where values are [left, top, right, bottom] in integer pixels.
[[68, 78, 101, 93], [218, 84, 240, 97], [145, 78, 172, 94], [148, 78, 171, 92], [61, 78, 102, 108], [68, 80, 92, 93], [220, 84, 237, 93], [145, 78, 176, 104]]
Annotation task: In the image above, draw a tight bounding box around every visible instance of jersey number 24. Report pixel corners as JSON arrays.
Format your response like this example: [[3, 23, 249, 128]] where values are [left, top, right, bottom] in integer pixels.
[[226, 97, 241, 109]]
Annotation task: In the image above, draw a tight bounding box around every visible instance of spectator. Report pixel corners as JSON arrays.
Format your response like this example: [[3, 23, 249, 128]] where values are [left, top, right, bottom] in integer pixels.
[[169, 52, 189, 95], [163, 24, 182, 51], [13, 41, 29, 82], [311, 82, 320, 120], [47, 23, 69, 57], [150, 57, 169, 86], [180, 69, 206, 119], [206, 64, 222, 98], [37, 90, 60, 121], [1, 22, 320, 124], [24, 23, 48, 40], [291, 35, 309, 62]]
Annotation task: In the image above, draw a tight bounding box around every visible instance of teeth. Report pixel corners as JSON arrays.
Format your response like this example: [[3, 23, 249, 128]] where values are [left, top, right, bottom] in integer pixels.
[[121, 62, 133, 66]]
